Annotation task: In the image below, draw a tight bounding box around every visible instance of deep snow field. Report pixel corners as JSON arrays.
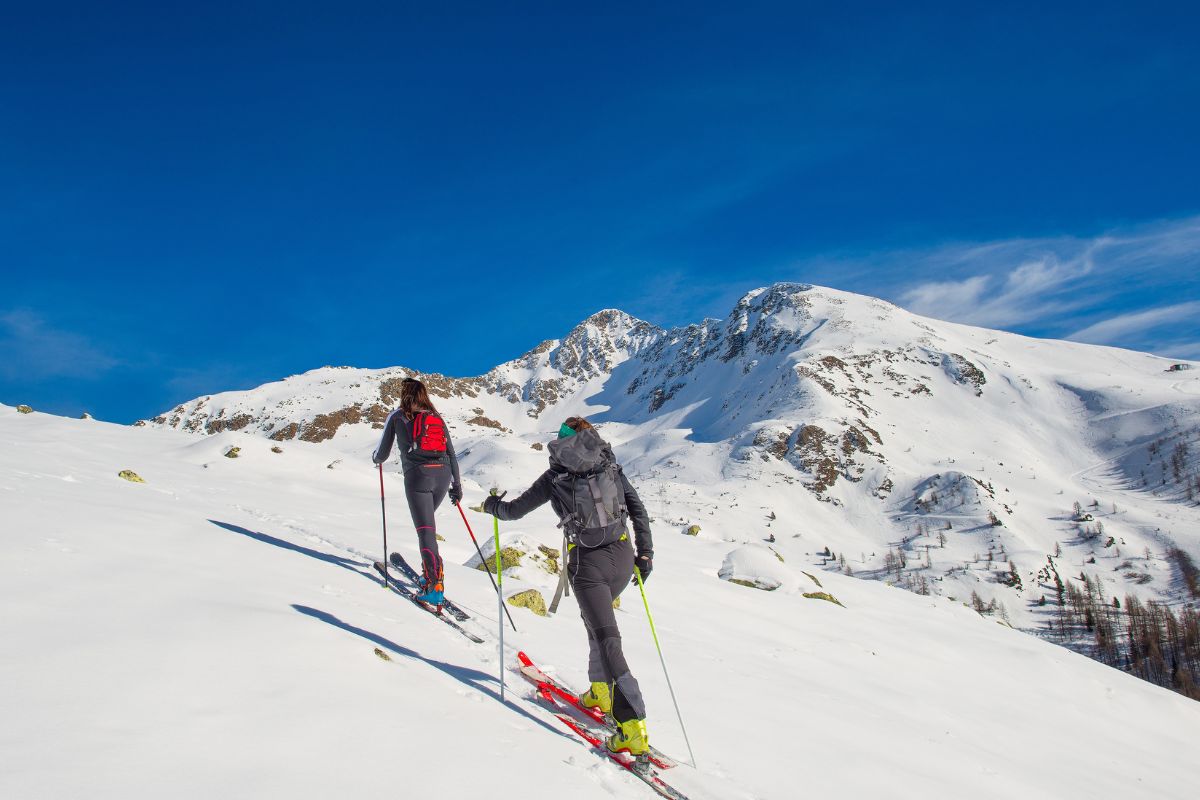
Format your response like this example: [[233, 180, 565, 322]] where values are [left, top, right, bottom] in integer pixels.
[[3, 404, 1199, 800]]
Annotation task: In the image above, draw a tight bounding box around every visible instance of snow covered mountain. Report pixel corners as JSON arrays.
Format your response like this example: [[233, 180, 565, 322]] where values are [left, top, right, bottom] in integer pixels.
[[4, 402, 1199, 799], [144, 283, 1200, 643], [5, 278, 1200, 797]]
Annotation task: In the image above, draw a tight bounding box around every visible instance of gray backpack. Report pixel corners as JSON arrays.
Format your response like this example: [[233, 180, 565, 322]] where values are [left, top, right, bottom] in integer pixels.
[[544, 428, 631, 614], [552, 461, 629, 549]]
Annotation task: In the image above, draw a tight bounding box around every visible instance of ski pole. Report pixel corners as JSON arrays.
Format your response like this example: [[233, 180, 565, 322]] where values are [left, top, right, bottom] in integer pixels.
[[378, 464, 389, 588], [495, 510, 504, 703], [634, 566, 696, 768], [456, 502, 517, 632]]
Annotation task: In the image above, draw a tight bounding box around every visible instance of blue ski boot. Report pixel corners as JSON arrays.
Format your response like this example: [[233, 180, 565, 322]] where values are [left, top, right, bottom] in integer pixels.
[[416, 575, 444, 608]]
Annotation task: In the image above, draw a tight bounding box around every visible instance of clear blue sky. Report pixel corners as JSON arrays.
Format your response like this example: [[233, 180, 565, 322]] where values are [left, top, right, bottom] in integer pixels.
[[3, 1, 1198, 423]]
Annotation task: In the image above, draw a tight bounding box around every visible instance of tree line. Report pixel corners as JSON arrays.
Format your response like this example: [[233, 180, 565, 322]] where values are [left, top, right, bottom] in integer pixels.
[[1049, 572, 1199, 701]]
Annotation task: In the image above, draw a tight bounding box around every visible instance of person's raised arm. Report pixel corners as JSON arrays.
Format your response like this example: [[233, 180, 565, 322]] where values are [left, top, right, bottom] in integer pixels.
[[372, 410, 401, 464], [483, 470, 555, 520]]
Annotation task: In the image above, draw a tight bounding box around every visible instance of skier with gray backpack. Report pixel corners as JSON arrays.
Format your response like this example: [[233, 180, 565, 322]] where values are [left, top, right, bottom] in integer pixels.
[[482, 415, 655, 756]]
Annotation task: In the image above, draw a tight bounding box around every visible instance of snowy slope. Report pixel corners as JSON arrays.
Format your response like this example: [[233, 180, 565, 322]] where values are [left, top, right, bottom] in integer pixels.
[[144, 284, 1200, 636], [4, 404, 1200, 799]]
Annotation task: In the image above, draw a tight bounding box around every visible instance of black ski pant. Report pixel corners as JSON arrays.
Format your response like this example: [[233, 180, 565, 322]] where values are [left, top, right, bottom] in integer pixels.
[[568, 537, 647, 722], [403, 463, 451, 582]]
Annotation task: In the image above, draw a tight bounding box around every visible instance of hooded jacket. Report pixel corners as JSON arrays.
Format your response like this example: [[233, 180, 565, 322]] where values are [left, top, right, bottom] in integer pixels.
[[488, 427, 652, 557]]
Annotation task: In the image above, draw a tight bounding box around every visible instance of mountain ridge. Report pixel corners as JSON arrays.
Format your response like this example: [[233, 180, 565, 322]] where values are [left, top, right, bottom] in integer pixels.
[[141, 282, 1200, 691]]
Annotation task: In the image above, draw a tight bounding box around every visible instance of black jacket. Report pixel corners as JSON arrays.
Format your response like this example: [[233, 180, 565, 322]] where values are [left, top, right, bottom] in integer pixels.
[[489, 428, 653, 557]]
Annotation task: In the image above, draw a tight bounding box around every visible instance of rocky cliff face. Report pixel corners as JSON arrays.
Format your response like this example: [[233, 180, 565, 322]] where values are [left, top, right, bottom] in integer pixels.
[[480, 309, 661, 415]]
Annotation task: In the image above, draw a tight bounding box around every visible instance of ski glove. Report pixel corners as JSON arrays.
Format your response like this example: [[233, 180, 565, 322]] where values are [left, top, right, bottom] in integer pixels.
[[449, 484, 463, 504], [481, 490, 508, 517], [633, 553, 653, 585]]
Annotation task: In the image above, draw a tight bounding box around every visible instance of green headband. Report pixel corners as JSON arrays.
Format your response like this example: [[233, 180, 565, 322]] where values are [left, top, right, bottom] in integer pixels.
[[558, 423, 577, 439]]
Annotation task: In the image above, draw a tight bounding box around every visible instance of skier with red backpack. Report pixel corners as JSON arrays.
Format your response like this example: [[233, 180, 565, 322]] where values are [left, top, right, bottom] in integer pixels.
[[372, 377, 463, 607], [483, 416, 655, 756]]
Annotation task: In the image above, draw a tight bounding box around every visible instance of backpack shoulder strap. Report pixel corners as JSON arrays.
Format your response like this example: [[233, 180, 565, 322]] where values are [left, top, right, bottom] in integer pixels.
[[548, 533, 571, 615]]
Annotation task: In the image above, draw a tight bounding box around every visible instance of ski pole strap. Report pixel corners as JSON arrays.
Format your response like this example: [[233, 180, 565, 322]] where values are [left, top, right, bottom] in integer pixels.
[[548, 534, 571, 614]]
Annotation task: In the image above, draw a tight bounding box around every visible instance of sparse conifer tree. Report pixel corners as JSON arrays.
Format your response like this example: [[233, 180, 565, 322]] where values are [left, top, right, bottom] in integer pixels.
[[970, 591, 987, 614]]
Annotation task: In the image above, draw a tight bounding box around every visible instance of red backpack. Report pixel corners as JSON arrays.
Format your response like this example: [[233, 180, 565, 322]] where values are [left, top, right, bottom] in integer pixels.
[[409, 412, 448, 459]]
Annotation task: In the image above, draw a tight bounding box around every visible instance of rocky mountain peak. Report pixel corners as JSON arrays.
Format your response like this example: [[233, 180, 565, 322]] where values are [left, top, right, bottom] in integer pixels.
[[551, 309, 660, 381]]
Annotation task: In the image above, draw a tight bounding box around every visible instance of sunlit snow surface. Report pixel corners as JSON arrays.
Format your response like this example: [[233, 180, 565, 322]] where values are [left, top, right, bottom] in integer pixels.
[[3, 403, 1198, 800]]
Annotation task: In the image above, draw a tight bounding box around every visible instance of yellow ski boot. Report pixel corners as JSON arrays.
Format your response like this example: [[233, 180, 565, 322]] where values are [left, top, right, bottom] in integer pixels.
[[605, 718, 649, 756], [579, 682, 612, 715]]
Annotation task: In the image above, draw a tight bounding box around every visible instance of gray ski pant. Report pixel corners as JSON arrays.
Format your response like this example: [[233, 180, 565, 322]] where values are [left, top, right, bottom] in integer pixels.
[[568, 537, 647, 722], [404, 463, 451, 581]]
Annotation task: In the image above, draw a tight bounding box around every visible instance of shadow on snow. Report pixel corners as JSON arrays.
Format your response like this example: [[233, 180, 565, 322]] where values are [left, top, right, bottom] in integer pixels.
[[206, 520, 568, 741], [292, 604, 567, 739], [208, 519, 372, 576]]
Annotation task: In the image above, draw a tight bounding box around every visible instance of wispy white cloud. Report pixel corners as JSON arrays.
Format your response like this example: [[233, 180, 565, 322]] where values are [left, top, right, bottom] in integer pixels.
[[899, 253, 1101, 329], [1067, 301, 1200, 345], [1162, 341, 1200, 361], [0, 309, 119, 381], [877, 216, 1200, 358]]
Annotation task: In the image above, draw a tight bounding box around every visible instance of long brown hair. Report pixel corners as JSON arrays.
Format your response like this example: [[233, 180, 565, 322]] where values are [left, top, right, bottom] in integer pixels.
[[400, 377, 439, 419], [563, 416, 594, 432]]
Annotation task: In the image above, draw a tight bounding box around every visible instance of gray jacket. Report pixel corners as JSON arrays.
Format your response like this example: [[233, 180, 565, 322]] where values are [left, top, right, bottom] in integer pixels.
[[372, 409, 462, 489]]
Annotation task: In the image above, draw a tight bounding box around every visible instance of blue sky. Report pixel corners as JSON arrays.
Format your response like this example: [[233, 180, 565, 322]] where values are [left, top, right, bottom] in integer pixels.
[[2, 2, 1198, 423]]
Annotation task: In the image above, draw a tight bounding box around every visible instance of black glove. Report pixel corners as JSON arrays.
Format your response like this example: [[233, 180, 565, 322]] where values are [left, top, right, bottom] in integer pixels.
[[449, 484, 463, 504], [632, 553, 653, 585], [482, 494, 501, 517]]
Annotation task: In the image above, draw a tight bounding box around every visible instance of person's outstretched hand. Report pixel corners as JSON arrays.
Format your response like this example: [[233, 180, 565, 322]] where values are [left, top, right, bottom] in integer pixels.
[[481, 489, 507, 516]]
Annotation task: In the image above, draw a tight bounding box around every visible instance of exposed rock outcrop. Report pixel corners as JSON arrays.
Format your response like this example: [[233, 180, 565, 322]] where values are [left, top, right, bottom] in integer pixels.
[[507, 589, 547, 617]]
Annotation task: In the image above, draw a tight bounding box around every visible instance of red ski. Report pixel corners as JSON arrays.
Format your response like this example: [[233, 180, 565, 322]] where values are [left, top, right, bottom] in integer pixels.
[[516, 651, 678, 770], [519, 656, 690, 800]]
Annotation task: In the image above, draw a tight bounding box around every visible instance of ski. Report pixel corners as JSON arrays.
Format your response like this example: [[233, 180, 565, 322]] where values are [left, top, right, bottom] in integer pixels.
[[517, 651, 678, 770], [372, 562, 484, 644], [521, 659, 690, 800], [388, 551, 470, 622]]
